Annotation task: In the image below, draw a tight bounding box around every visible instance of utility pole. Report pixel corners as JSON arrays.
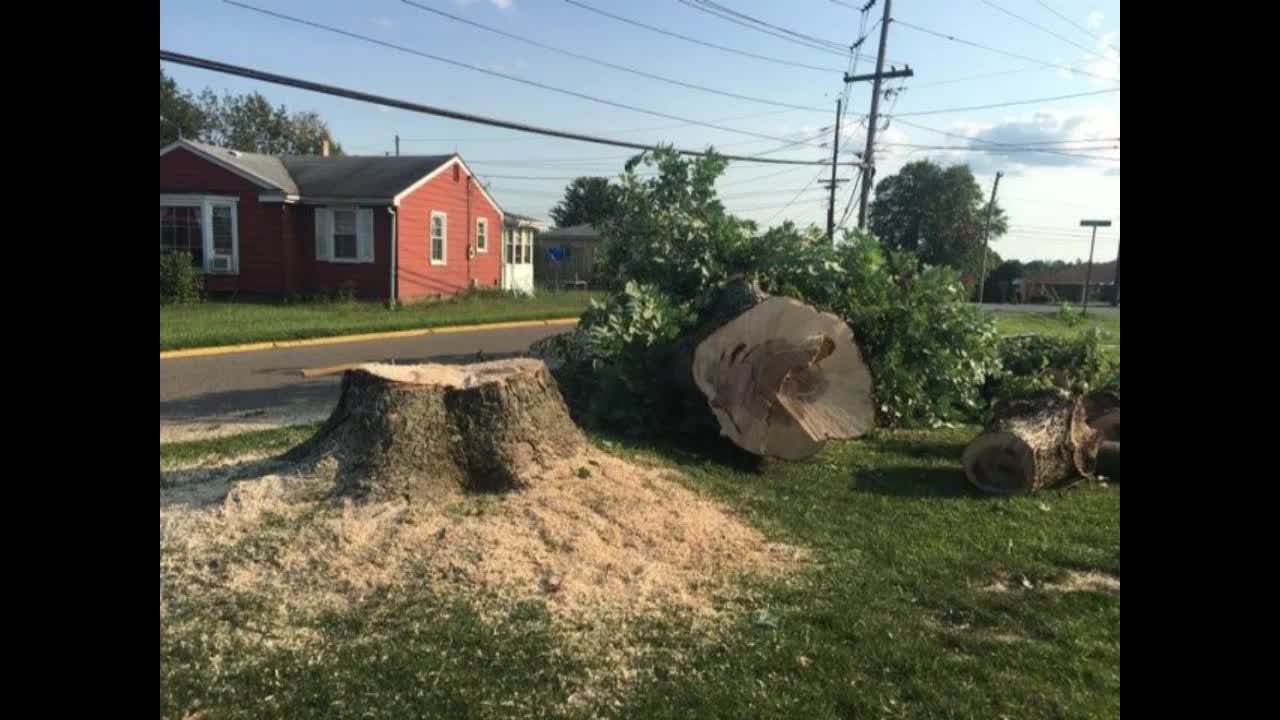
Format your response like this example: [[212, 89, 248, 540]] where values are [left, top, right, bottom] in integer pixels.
[[825, 98, 843, 244], [395, 134, 400, 157], [1112, 237, 1120, 306], [858, 0, 893, 229], [976, 171, 1003, 304], [1079, 219, 1112, 315]]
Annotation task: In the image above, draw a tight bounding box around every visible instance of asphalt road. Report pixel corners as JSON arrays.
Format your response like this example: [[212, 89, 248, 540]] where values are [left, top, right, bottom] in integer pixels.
[[159, 324, 569, 441]]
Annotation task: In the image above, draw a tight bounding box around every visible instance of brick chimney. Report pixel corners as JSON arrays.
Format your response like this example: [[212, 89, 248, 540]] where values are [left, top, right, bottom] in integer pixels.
[[322, 139, 330, 157]]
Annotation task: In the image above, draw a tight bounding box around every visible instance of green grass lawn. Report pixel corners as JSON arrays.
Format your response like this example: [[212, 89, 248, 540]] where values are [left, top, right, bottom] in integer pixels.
[[989, 308, 1120, 340], [160, 427, 1119, 719], [159, 290, 602, 351]]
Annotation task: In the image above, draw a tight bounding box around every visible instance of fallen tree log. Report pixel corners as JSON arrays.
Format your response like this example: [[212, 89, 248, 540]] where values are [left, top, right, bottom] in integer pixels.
[[962, 391, 1101, 494], [1096, 441, 1120, 480], [677, 278, 875, 460], [283, 358, 584, 499]]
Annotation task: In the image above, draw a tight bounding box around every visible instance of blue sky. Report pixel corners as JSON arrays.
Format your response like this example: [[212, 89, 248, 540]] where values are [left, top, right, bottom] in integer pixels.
[[160, 0, 1120, 262]]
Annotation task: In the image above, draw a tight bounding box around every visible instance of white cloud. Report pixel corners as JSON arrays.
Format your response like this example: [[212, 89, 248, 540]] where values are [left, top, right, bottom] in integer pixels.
[[376, 105, 393, 113], [370, 16, 393, 29], [900, 110, 1119, 174], [1087, 11, 1105, 31]]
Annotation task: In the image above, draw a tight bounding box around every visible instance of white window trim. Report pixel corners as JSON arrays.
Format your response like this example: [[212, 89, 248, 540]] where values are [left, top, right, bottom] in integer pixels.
[[159, 194, 239, 275], [328, 206, 363, 264], [430, 211, 448, 266], [476, 217, 488, 253]]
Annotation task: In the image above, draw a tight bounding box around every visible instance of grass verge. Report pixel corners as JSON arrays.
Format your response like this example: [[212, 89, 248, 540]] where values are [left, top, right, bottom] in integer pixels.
[[160, 290, 601, 351], [161, 426, 1119, 719]]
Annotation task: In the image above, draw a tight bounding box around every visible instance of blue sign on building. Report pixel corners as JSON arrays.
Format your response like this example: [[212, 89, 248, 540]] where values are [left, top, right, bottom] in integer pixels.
[[547, 245, 564, 263]]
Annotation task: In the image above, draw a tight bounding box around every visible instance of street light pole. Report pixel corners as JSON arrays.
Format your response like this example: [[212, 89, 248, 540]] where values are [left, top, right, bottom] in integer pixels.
[[1079, 219, 1112, 315]]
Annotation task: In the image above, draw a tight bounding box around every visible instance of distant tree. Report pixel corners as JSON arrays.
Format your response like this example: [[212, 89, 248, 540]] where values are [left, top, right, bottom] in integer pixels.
[[160, 67, 208, 146], [983, 259, 1024, 302], [161, 67, 343, 155], [868, 160, 1008, 271], [550, 177, 620, 228], [1023, 259, 1069, 276], [199, 91, 343, 156]]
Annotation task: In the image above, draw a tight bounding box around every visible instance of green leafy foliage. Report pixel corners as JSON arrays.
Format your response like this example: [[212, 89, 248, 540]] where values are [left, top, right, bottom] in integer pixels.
[[551, 145, 1007, 434], [868, 159, 1007, 271], [160, 251, 204, 305], [549, 176, 621, 229], [568, 281, 696, 432], [831, 234, 1003, 427], [1056, 302, 1086, 327], [160, 66, 342, 155], [986, 328, 1116, 404]]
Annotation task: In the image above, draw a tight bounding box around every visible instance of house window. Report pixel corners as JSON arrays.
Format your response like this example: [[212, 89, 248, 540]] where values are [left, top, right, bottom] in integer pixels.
[[159, 194, 238, 274], [514, 231, 524, 264], [430, 211, 447, 265], [476, 217, 488, 253], [315, 207, 374, 264], [333, 209, 358, 260], [523, 232, 533, 264], [160, 206, 204, 268], [505, 229, 514, 264]]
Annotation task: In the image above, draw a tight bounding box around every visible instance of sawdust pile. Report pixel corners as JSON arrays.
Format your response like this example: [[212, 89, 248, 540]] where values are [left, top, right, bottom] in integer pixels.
[[160, 446, 803, 657]]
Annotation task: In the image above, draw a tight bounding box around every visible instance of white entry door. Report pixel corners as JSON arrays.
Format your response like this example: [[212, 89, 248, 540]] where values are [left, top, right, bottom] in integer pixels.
[[503, 228, 534, 294]]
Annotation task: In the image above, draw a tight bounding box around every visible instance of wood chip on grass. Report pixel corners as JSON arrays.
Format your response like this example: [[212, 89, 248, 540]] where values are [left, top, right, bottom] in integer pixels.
[[160, 445, 805, 700]]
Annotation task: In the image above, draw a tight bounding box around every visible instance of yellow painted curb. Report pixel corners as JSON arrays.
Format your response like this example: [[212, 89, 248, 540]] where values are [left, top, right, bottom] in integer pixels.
[[160, 317, 580, 360]]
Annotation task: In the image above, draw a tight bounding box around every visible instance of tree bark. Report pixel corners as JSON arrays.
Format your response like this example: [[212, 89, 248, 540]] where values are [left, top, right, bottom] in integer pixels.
[[962, 391, 1101, 494], [283, 358, 584, 500], [675, 278, 875, 460]]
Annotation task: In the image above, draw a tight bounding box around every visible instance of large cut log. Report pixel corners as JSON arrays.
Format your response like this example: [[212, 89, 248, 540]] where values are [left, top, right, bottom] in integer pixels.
[[962, 391, 1102, 494], [686, 279, 875, 460], [283, 358, 584, 499]]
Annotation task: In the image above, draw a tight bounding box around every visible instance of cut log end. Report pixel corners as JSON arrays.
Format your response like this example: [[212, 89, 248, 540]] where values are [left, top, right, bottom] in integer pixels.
[[284, 358, 584, 500], [961, 433, 1038, 495], [962, 392, 1101, 495], [693, 295, 874, 460]]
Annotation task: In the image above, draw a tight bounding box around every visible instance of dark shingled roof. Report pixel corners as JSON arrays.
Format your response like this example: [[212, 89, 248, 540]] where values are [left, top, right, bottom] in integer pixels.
[[281, 154, 454, 199]]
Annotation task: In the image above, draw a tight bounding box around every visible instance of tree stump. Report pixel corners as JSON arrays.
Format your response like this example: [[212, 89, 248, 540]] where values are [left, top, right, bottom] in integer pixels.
[[681, 278, 875, 460], [283, 358, 585, 499], [962, 391, 1101, 494]]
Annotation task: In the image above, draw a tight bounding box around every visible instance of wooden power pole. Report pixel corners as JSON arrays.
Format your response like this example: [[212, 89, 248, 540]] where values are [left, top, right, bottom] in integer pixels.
[[395, 134, 400, 157], [825, 98, 844, 244], [976, 171, 1003, 304], [857, 0, 893, 229]]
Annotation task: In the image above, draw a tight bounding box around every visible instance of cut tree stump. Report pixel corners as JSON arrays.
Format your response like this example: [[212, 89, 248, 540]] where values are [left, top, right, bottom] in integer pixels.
[[283, 358, 584, 499], [686, 278, 875, 460], [962, 391, 1102, 494]]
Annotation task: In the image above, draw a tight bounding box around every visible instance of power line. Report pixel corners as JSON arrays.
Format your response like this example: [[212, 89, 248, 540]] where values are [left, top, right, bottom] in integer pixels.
[[400, 0, 829, 114], [893, 19, 1118, 82], [765, 169, 829, 224], [562, 1, 846, 73], [678, 0, 856, 56], [1033, 0, 1119, 54], [884, 143, 1118, 162], [399, 107, 811, 143], [978, 0, 1112, 61], [160, 49, 850, 168], [890, 118, 1118, 162], [221, 1, 835, 152], [890, 88, 1119, 118], [718, 164, 816, 187]]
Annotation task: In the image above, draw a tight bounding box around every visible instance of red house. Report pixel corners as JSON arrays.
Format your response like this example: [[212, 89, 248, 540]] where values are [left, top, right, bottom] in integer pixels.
[[159, 139, 506, 302]]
